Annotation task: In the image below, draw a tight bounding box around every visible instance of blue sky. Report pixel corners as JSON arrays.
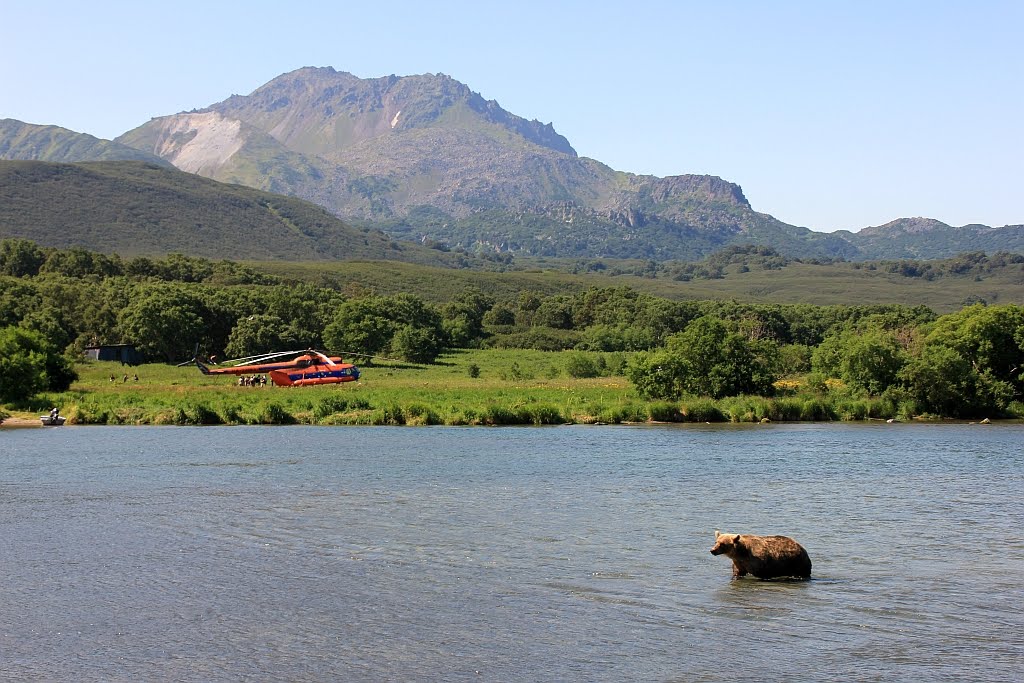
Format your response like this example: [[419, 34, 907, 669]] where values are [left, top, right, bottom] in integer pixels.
[[2, 0, 1020, 232]]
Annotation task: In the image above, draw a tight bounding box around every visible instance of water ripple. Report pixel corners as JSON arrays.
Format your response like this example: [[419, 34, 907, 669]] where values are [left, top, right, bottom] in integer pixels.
[[1, 424, 1022, 681]]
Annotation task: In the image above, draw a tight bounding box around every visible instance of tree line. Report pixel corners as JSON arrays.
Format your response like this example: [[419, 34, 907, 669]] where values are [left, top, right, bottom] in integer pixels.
[[1, 239, 1022, 418]]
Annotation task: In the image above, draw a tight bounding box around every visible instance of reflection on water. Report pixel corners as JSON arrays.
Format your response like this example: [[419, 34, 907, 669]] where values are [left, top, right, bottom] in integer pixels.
[[1, 423, 1022, 681]]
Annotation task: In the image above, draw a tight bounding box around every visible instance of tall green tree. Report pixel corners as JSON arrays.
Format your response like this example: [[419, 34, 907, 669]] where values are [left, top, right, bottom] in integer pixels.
[[922, 304, 1024, 397], [0, 326, 77, 403], [323, 298, 396, 358], [898, 304, 1024, 414], [323, 294, 446, 363], [812, 329, 905, 395], [0, 239, 45, 277], [627, 316, 778, 399], [224, 314, 290, 359], [899, 345, 979, 417], [118, 285, 207, 362]]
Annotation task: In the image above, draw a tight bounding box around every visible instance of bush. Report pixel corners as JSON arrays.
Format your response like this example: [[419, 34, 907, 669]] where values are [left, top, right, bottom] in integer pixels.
[[405, 403, 442, 425], [626, 317, 778, 399], [565, 352, 601, 378], [483, 404, 519, 425], [188, 403, 223, 425], [222, 404, 245, 424], [648, 401, 682, 422], [313, 395, 372, 419], [679, 399, 726, 422], [0, 326, 77, 403], [485, 327, 582, 351], [761, 398, 797, 421], [370, 403, 406, 425], [391, 324, 444, 364], [798, 397, 833, 421], [516, 403, 564, 425], [597, 402, 648, 424], [257, 403, 296, 425]]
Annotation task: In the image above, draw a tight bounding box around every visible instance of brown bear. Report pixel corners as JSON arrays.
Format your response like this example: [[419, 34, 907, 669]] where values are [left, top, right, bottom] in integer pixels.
[[710, 530, 812, 579]]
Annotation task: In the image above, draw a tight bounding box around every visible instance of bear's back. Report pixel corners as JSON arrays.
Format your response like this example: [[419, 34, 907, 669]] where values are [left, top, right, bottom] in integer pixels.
[[743, 534, 812, 579]]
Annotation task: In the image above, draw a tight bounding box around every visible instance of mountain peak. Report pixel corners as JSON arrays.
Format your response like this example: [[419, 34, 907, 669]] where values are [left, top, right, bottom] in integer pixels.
[[208, 67, 576, 158]]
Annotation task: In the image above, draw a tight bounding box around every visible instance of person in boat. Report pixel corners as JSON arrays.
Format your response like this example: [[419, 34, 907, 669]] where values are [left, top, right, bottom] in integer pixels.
[[49, 407, 60, 420]]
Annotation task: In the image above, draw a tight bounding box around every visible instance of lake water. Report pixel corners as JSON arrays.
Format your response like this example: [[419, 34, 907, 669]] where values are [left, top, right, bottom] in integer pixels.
[[1, 423, 1022, 681]]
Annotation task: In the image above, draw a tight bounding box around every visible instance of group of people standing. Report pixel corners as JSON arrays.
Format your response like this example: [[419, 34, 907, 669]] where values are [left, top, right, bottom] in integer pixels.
[[238, 375, 267, 387]]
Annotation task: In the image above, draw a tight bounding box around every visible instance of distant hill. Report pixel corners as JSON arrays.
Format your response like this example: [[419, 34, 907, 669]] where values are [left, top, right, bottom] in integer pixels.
[[0, 160, 459, 265], [0, 119, 170, 165], [837, 218, 1024, 259]]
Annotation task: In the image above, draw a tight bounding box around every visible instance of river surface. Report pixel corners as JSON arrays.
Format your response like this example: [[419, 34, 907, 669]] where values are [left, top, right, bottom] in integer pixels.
[[1, 423, 1022, 681]]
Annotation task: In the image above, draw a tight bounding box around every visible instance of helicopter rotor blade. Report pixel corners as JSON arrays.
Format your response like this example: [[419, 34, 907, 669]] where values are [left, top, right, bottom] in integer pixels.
[[220, 349, 309, 367], [329, 350, 407, 364]]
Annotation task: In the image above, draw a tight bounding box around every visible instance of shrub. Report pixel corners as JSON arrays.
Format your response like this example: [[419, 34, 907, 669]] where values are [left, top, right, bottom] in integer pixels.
[[371, 403, 406, 425], [627, 317, 778, 399], [679, 399, 725, 422], [720, 396, 763, 422], [798, 397, 833, 421], [565, 352, 601, 378], [188, 403, 223, 425], [647, 401, 682, 422], [0, 326, 77, 402], [763, 397, 797, 421], [222, 404, 245, 424], [258, 403, 296, 425], [598, 403, 648, 424], [405, 403, 442, 426], [483, 404, 519, 425], [516, 403, 564, 425]]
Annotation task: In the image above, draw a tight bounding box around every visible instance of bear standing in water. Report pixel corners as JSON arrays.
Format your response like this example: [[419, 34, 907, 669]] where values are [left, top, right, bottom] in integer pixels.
[[710, 530, 812, 579]]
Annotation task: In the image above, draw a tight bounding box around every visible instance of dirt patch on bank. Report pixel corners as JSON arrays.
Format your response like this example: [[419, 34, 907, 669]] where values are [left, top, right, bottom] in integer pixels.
[[0, 416, 47, 428]]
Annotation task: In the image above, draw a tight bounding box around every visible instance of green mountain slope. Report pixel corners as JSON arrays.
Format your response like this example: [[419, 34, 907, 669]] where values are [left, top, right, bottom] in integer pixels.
[[1, 119, 170, 165], [838, 218, 1024, 259], [0, 160, 456, 264]]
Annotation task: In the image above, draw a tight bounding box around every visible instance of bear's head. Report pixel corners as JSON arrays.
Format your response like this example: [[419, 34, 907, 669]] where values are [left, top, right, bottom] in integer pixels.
[[710, 530, 742, 556]]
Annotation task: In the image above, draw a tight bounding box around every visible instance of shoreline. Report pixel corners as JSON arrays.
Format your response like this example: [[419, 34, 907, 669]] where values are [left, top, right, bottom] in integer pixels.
[[3, 416, 1016, 428], [0, 417, 46, 428]]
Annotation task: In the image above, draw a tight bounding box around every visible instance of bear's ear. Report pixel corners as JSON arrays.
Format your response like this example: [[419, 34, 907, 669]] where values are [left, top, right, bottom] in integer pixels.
[[715, 530, 721, 538], [733, 535, 742, 546]]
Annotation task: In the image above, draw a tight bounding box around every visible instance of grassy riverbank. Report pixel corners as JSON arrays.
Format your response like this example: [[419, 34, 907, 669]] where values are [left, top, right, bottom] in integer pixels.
[[8, 349, 1013, 427], [25, 350, 634, 426]]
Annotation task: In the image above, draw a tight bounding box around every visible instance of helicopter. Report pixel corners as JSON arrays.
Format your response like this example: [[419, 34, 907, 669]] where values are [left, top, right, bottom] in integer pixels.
[[195, 349, 360, 387]]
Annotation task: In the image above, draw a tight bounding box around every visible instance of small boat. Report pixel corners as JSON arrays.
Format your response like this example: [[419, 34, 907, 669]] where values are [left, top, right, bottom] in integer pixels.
[[40, 415, 66, 426]]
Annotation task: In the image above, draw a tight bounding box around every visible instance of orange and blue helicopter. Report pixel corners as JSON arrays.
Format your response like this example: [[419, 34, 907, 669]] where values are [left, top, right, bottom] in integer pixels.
[[196, 349, 360, 387]]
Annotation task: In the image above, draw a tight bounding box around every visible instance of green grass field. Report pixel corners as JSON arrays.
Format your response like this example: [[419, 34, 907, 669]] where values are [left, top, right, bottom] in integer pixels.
[[31, 351, 645, 426], [12, 347, 1000, 427]]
